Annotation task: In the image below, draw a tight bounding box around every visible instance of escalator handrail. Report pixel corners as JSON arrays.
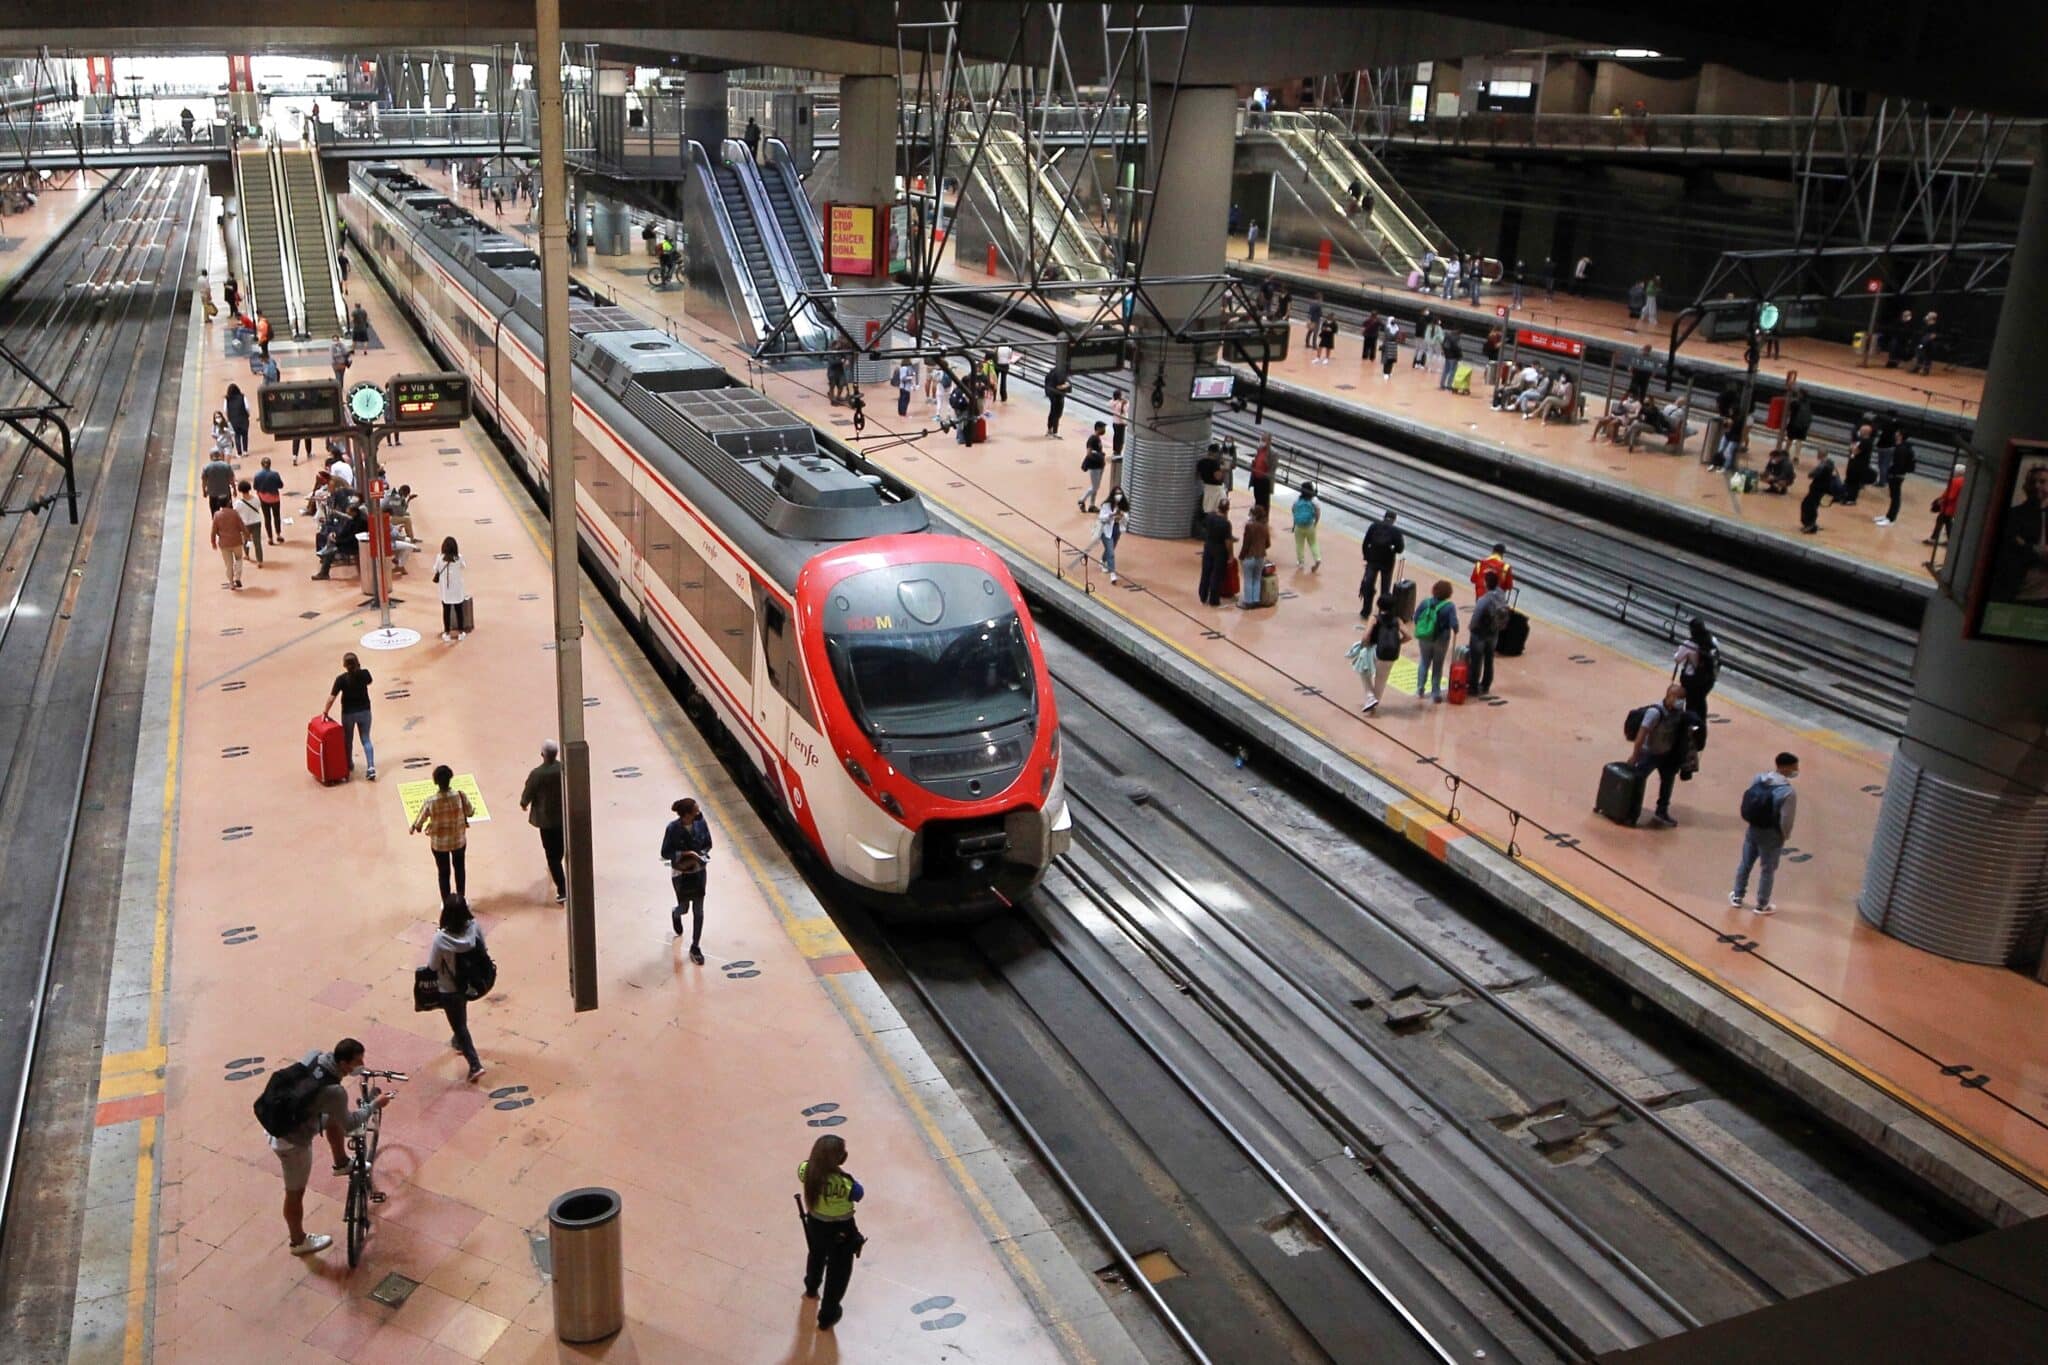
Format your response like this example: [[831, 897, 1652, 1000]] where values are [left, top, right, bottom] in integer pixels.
[[296, 122, 348, 334], [722, 138, 832, 352], [685, 138, 779, 346], [760, 137, 828, 288]]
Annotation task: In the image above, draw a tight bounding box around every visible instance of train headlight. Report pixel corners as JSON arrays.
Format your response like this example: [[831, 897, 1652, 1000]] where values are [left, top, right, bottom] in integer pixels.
[[879, 791, 904, 817], [842, 755, 872, 787]]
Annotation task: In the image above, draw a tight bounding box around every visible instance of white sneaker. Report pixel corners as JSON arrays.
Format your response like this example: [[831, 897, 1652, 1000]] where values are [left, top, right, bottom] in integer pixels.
[[1108, 572, 1118, 583], [1873, 517, 1892, 526], [289, 1233, 332, 1256], [1752, 903, 1777, 916], [1729, 892, 1743, 907]]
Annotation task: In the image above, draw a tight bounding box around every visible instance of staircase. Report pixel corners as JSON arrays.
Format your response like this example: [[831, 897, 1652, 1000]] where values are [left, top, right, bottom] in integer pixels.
[[233, 145, 290, 330], [278, 146, 343, 339], [1265, 110, 1454, 277], [950, 110, 1111, 283], [710, 157, 796, 347]]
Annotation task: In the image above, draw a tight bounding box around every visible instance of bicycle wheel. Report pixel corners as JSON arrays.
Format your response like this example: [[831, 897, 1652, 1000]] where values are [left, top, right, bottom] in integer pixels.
[[646, 267, 663, 290], [345, 1166, 367, 1267]]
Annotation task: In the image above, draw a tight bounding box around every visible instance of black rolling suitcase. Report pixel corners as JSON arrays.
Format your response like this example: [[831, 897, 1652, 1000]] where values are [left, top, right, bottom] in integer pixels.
[[1389, 567, 1418, 622], [1595, 761, 1647, 826], [1497, 589, 1531, 656]]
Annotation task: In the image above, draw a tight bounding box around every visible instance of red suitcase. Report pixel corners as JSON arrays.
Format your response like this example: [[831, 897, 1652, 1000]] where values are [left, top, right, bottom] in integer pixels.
[[1448, 655, 1470, 705], [307, 715, 348, 784]]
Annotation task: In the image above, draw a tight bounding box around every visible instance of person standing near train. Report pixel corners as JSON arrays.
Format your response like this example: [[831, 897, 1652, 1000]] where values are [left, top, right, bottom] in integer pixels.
[[797, 1133, 865, 1330], [662, 797, 714, 964]]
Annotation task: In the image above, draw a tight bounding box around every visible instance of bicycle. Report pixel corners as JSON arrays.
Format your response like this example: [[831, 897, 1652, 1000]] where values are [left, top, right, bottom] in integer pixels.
[[646, 262, 678, 292], [342, 1068, 407, 1267]]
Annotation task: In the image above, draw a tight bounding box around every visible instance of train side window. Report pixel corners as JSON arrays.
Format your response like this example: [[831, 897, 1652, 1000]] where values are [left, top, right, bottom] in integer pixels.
[[706, 571, 754, 677], [670, 535, 709, 622], [638, 494, 681, 588], [755, 593, 815, 727]]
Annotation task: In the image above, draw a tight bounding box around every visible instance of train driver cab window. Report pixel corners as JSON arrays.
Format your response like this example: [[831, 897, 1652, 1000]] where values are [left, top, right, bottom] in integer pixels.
[[756, 593, 815, 727]]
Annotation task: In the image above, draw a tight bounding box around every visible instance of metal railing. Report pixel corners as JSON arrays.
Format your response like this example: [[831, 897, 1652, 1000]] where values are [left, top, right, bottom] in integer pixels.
[[1371, 109, 2043, 165], [318, 107, 535, 150], [949, 109, 1112, 284]]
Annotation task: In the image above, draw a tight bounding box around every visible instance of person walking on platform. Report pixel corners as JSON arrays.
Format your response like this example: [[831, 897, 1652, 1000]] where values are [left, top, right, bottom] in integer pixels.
[[1078, 422, 1108, 513], [519, 740, 566, 903], [1415, 313, 1441, 370], [1626, 278, 1646, 329], [1110, 388, 1128, 457], [1875, 427, 1917, 527], [1470, 543, 1514, 598], [223, 382, 251, 457], [253, 457, 284, 543], [1642, 275, 1660, 329], [1541, 256, 1556, 302], [1198, 498, 1235, 607], [254, 311, 273, 360], [433, 537, 469, 643], [1841, 418, 1877, 505], [1625, 345, 1654, 405], [893, 359, 916, 418], [1626, 683, 1693, 828], [1468, 571, 1510, 697], [1379, 323, 1400, 380], [410, 765, 473, 900], [202, 445, 236, 514], [1043, 366, 1071, 438], [1571, 254, 1591, 296], [1076, 487, 1128, 583], [1439, 330, 1464, 391], [262, 1037, 391, 1258], [1248, 433, 1276, 510], [1799, 447, 1838, 534], [324, 652, 377, 780], [335, 245, 350, 296], [1360, 310, 1382, 363], [1674, 618, 1721, 728], [210, 499, 247, 591], [1775, 378, 1813, 462], [426, 895, 488, 1081], [662, 797, 714, 964], [1731, 753, 1799, 915], [798, 1133, 866, 1329], [996, 342, 1015, 401], [1291, 481, 1322, 571], [330, 333, 351, 389], [1927, 467, 1964, 547], [1305, 293, 1323, 339], [1412, 581, 1460, 703], [1352, 594, 1407, 713], [1244, 219, 1259, 260], [1238, 505, 1272, 608], [1359, 509, 1404, 616]]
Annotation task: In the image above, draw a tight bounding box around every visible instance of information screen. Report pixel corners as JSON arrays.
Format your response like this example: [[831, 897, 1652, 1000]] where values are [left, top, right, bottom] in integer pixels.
[[256, 379, 345, 436], [1967, 438, 2048, 645], [1189, 372, 1235, 401], [387, 372, 472, 429]]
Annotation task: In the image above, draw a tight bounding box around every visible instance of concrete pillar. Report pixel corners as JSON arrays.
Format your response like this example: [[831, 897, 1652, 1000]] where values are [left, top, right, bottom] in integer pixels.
[[684, 71, 728, 153], [1123, 84, 1235, 539], [1860, 137, 2048, 969], [835, 75, 898, 384], [454, 61, 477, 112], [571, 175, 588, 265], [485, 56, 502, 114]]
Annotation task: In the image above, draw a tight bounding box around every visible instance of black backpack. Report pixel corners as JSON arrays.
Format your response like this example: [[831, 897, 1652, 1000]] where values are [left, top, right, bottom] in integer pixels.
[[1623, 704, 1652, 742], [1740, 777, 1781, 829], [456, 940, 498, 1001], [254, 1059, 334, 1138]]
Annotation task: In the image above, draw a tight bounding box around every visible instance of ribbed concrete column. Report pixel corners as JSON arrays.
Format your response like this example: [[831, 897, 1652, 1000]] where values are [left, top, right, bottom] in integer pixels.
[[1123, 84, 1234, 538], [428, 59, 449, 110], [453, 61, 477, 112], [1861, 135, 2048, 969], [836, 74, 898, 384], [684, 71, 728, 155]]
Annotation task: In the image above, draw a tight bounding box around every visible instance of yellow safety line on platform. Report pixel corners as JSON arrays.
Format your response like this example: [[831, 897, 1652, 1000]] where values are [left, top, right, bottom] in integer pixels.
[[467, 422, 1089, 1358], [890, 438, 2048, 1199], [122, 295, 205, 1365]]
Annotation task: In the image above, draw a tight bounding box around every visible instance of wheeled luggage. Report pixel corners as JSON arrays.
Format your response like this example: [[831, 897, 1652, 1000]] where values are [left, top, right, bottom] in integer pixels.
[[456, 596, 475, 633], [1240, 562, 1280, 609], [1450, 362, 1475, 395], [1497, 609, 1531, 656], [1448, 652, 1470, 705], [1389, 577, 1417, 621], [307, 715, 348, 785], [1595, 760, 1647, 826]]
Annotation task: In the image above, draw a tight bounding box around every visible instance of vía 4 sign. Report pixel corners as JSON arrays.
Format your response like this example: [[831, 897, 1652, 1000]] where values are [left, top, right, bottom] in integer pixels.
[[1515, 328, 1586, 359]]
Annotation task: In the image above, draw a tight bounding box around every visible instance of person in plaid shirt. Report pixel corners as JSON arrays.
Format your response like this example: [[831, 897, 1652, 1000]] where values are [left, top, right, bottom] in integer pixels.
[[409, 764, 473, 899]]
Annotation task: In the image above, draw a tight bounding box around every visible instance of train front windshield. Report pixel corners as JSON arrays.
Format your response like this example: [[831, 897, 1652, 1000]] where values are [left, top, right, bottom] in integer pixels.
[[829, 614, 1036, 739]]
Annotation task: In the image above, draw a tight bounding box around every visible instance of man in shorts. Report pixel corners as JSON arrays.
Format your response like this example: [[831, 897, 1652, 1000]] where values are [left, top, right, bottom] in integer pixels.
[[268, 1037, 391, 1255]]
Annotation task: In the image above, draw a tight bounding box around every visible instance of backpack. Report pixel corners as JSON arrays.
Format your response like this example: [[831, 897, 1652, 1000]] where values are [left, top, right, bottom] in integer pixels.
[[1891, 441, 1917, 478], [253, 1058, 334, 1138], [1413, 597, 1443, 639], [1292, 498, 1316, 529], [1740, 777, 1781, 829], [1623, 704, 1652, 742], [1374, 615, 1403, 660], [456, 939, 498, 1001]]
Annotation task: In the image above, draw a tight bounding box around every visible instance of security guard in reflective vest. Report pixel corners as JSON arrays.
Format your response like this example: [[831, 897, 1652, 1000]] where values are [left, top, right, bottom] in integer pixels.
[[796, 1133, 865, 1330]]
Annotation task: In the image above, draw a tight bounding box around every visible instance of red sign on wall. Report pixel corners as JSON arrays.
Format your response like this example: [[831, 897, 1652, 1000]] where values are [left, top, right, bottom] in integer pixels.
[[1515, 328, 1586, 359]]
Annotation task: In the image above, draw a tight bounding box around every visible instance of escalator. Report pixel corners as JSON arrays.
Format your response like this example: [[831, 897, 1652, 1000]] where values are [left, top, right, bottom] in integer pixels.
[[950, 110, 1111, 284], [758, 139, 826, 294], [232, 145, 290, 329], [278, 146, 343, 338], [1265, 109, 1454, 277], [711, 156, 795, 347]]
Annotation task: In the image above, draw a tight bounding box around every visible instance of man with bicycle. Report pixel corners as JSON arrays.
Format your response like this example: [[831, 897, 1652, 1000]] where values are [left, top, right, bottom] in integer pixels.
[[263, 1037, 392, 1256], [656, 231, 678, 288]]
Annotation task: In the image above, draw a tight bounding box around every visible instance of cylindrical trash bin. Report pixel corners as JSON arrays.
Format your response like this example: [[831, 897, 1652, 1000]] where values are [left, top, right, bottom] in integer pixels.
[[548, 1187, 624, 1342]]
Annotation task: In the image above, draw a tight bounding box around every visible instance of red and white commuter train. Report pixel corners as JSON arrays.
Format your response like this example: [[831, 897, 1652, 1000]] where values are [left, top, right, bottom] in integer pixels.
[[343, 163, 1069, 909]]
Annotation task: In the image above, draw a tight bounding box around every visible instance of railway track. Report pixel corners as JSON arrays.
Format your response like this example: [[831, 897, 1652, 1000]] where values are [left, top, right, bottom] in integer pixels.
[[919, 304, 1917, 733], [884, 632, 1958, 1362], [0, 165, 203, 1245]]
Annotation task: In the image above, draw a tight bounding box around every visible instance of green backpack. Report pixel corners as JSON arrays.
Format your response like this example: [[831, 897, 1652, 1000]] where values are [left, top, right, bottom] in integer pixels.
[[1413, 597, 1443, 639]]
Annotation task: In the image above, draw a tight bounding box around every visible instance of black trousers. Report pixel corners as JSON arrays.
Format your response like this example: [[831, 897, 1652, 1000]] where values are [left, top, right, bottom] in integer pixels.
[[441, 992, 480, 1071], [260, 500, 282, 538], [671, 873, 705, 945], [1046, 394, 1065, 434], [1360, 559, 1396, 615], [434, 846, 467, 900], [803, 1216, 861, 1314], [997, 365, 1010, 401], [1198, 545, 1227, 605], [538, 825, 565, 897], [1632, 749, 1684, 817], [1468, 637, 1497, 695], [1799, 488, 1825, 530], [1885, 475, 1905, 522]]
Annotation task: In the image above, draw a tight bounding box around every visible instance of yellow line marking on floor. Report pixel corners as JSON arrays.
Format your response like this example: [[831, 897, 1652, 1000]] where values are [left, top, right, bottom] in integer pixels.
[[99, 1046, 166, 1078], [95, 1071, 165, 1103]]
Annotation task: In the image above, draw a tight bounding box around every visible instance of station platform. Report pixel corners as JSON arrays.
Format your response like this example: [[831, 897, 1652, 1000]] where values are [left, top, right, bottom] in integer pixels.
[[71, 231, 1129, 1363], [1243, 246, 1987, 426], [931, 245, 1948, 588], [0, 172, 112, 295], [585, 258, 2048, 1227]]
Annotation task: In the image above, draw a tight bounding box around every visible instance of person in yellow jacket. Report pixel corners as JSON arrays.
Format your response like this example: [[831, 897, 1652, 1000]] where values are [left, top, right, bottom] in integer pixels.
[[796, 1134, 865, 1329]]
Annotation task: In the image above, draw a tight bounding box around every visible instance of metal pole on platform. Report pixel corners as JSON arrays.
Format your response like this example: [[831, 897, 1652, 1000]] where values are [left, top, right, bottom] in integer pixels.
[[536, 0, 598, 1011]]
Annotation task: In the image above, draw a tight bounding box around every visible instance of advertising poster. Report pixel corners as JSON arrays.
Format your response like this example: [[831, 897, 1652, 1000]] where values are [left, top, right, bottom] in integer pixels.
[[827, 202, 878, 277], [1969, 439, 2048, 644]]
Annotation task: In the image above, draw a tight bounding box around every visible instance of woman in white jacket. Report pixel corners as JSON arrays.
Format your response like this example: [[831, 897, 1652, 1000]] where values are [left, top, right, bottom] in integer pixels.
[[433, 536, 468, 642], [425, 894, 486, 1081]]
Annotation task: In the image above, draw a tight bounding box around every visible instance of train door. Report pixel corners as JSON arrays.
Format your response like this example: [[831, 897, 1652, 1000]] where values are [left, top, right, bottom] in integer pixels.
[[752, 585, 791, 773]]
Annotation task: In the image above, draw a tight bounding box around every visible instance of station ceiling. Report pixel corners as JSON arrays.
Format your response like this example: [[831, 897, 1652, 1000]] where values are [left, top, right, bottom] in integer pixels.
[[3, 2, 2043, 116]]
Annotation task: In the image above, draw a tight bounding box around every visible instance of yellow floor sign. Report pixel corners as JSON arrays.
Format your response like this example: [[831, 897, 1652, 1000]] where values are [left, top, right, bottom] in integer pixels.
[[397, 773, 491, 826]]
